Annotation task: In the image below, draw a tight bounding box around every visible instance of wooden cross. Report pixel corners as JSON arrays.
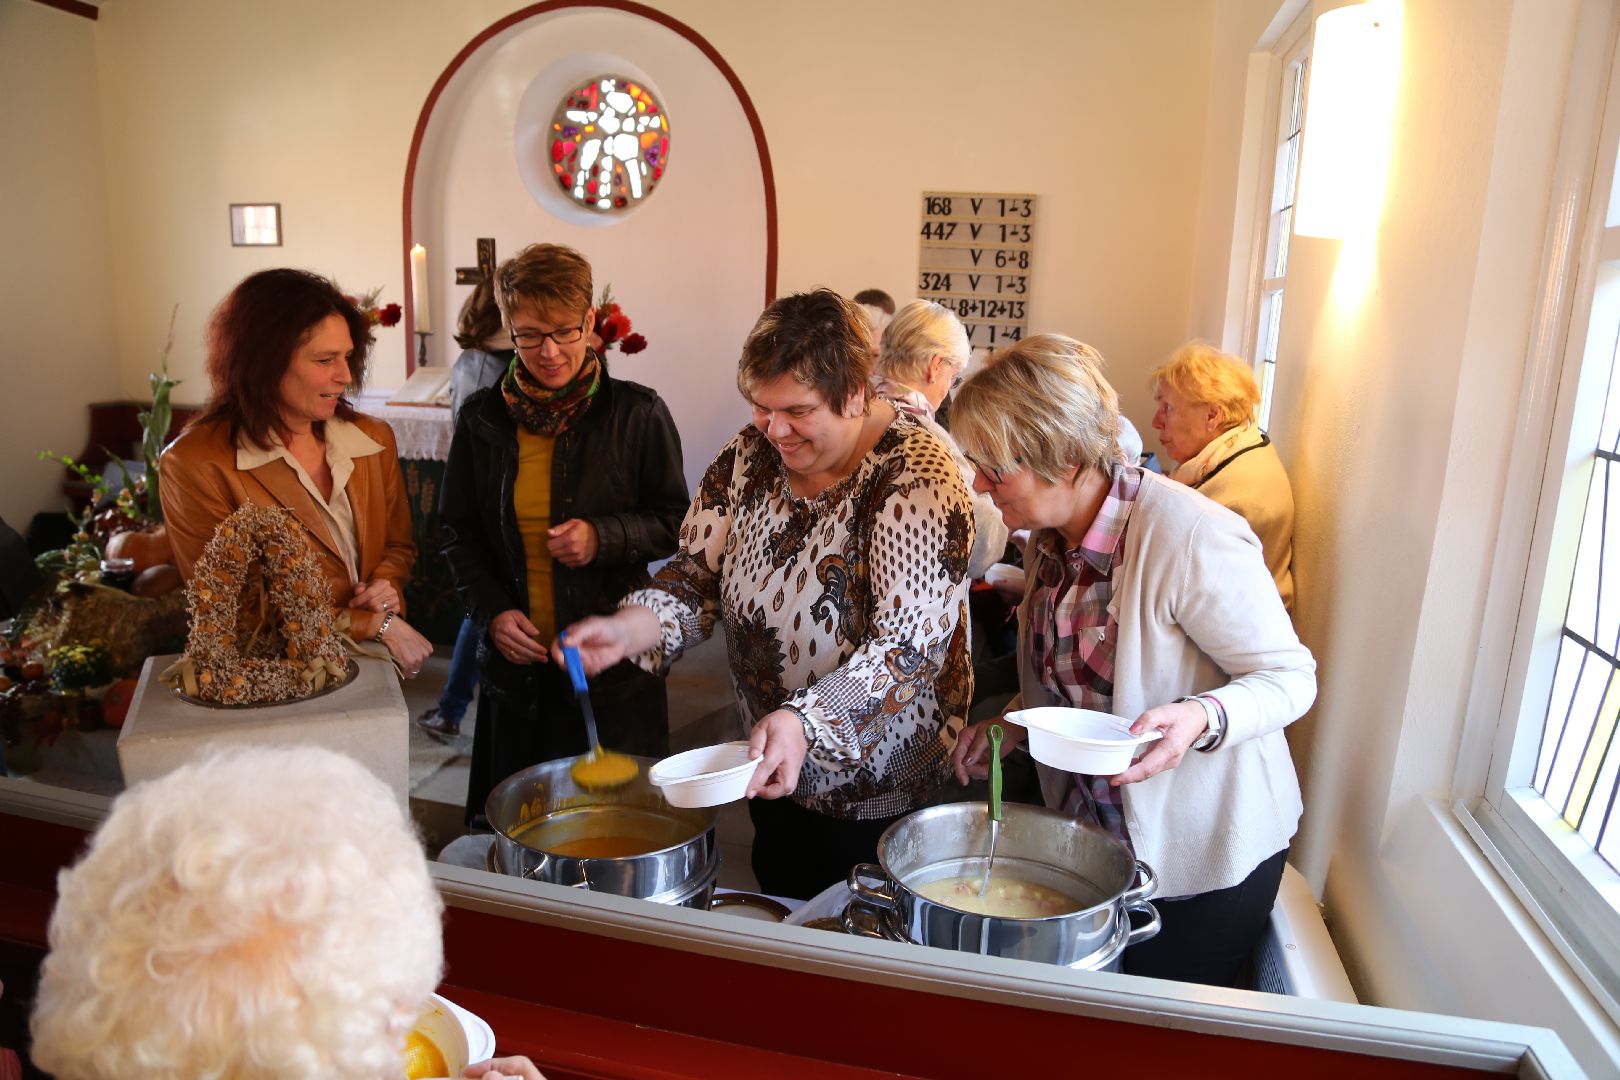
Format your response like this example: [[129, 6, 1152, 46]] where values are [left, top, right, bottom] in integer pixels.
[[455, 237, 497, 285]]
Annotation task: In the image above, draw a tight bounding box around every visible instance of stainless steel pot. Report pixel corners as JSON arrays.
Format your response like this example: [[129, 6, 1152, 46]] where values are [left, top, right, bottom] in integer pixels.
[[485, 756, 718, 906], [847, 801, 1160, 967], [841, 897, 1158, 973]]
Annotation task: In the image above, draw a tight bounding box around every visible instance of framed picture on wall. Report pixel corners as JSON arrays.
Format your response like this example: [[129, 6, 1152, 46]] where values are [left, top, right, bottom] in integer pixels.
[[230, 203, 282, 246]]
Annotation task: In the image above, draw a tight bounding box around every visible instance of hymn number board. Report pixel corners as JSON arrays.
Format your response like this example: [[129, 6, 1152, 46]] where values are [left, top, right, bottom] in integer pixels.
[[917, 191, 1036, 350]]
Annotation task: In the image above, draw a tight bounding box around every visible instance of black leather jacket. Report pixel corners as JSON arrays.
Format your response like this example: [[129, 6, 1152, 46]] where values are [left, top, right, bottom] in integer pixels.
[[439, 368, 689, 693]]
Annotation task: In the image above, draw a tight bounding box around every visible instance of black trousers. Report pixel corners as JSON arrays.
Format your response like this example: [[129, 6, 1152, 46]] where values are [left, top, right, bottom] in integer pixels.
[[1121, 847, 1288, 987], [748, 795, 905, 901]]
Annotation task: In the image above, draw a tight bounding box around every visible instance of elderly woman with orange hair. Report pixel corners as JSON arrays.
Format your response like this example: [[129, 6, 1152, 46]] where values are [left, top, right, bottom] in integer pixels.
[[160, 268, 432, 677], [1149, 341, 1295, 610]]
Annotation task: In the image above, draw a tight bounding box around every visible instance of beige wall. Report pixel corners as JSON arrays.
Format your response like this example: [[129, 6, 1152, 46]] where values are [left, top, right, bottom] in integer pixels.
[[82, 0, 1214, 450], [415, 6, 769, 490], [0, 0, 122, 535], [1189, 0, 1620, 1071]]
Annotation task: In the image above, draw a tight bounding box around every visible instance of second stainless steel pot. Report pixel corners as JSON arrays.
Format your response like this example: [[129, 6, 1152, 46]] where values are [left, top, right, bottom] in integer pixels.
[[848, 801, 1160, 967]]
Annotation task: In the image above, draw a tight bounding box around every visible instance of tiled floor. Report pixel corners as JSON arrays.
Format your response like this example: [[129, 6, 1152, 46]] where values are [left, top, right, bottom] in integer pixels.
[[403, 633, 762, 890]]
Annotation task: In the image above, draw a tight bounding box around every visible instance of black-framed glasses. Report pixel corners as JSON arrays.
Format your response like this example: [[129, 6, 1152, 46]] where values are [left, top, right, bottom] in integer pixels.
[[510, 319, 588, 349]]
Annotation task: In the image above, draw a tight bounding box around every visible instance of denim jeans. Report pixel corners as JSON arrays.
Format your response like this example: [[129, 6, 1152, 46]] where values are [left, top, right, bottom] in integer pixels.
[[437, 617, 480, 723]]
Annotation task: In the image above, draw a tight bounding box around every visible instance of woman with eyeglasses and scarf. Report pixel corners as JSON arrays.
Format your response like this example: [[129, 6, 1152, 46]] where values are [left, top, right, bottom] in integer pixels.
[[439, 244, 689, 826]]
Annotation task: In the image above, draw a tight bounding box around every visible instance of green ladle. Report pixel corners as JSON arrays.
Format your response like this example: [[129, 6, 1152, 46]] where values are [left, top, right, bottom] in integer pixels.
[[978, 723, 1004, 897]]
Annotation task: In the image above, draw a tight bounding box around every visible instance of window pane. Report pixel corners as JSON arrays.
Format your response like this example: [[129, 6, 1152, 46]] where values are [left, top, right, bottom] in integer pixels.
[[1599, 318, 1620, 453], [1273, 207, 1294, 279]]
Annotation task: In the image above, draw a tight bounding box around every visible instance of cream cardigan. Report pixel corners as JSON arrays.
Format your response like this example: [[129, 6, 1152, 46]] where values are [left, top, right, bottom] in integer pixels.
[[1174, 423, 1295, 612], [1014, 470, 1315, 898]]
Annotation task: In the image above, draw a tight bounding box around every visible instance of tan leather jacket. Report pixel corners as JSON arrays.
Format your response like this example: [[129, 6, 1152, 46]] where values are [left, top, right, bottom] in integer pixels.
[[158, 414, 416, 641]]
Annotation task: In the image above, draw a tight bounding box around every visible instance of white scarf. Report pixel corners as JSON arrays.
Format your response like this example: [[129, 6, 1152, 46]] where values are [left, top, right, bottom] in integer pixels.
[[1171, 421, 1263, 487]]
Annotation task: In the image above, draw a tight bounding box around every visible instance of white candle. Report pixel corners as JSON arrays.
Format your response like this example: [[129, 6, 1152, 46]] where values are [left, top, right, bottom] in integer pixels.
[[410, 244, 430, 333]]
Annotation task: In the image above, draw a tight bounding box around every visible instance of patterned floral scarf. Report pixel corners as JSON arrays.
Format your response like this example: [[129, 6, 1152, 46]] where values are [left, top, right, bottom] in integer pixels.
[[501, 349, 602, 436]]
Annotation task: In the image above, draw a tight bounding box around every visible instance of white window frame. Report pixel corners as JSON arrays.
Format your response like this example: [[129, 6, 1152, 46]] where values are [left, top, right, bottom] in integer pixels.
[[1457, 0, 1620, 1023], [1241, 10, 1311, 431]]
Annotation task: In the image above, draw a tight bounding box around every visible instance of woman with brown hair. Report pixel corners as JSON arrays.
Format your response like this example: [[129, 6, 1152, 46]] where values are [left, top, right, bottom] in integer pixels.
[[160, 268, 432, 676], [439, 243, 688, 826], [560, 289, 976, 899]]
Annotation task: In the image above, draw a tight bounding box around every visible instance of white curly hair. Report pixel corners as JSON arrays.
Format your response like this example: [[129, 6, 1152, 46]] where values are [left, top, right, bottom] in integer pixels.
[[30, 745, 444, 1080]]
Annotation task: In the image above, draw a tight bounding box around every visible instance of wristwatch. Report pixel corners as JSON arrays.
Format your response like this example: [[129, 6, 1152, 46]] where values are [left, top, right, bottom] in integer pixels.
[[1179, 695, 1226, 752]]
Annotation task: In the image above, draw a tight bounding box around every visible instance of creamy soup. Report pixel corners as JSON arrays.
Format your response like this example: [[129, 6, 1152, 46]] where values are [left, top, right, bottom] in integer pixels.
[[914, 874, 1082, 918]]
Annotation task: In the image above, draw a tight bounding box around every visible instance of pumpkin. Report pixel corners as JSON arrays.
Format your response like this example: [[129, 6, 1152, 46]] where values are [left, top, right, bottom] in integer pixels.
[[101, 677, 139, 728], [132, 563, 183, 598], [105, 526, 173, 575]]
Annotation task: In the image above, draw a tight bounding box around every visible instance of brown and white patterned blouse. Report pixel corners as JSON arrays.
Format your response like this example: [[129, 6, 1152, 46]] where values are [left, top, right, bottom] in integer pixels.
[[625, 413, 975, 820]]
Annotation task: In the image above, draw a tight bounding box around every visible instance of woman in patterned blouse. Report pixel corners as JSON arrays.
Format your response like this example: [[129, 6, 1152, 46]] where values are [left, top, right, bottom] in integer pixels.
[[559, 290, 976, 899], [949, 335, 1315, 987]]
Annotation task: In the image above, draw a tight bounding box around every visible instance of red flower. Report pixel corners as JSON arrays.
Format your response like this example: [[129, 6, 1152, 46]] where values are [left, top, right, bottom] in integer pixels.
[[600, 312, 631, 345], [620, 333, 647, 355], [378, 303, 402, 327]]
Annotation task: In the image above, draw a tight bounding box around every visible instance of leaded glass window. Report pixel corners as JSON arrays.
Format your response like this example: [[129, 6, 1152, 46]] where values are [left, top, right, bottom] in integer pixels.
[[549, 76, 670, 213]]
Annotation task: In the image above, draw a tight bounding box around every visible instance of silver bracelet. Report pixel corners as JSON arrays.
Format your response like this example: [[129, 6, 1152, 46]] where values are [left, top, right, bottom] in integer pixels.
[[373, 610, 396, 643]]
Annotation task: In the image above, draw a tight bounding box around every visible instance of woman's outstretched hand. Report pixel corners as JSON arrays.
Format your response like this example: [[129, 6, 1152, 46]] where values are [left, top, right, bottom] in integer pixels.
[[952, 718, 1025, 784], [746, 710, 810, 799], [1112, 699, 1209, 785], [463, 1055, 546, 1079], [552, 605, 661, 677]]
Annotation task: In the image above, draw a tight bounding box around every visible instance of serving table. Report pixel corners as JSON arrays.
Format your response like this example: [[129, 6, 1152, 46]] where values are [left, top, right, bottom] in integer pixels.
[[0, 781, 1583, 1079]]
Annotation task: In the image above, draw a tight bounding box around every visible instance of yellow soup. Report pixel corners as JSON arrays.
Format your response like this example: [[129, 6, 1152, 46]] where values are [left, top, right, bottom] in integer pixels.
[[546, 834, 662, 857], [402, 1029, 446, 1079], [914, 874, 1082, 918]]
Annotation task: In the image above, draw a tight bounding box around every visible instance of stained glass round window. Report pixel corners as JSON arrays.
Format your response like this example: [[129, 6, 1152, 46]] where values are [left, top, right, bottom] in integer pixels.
[[549, 76, 669, 213]]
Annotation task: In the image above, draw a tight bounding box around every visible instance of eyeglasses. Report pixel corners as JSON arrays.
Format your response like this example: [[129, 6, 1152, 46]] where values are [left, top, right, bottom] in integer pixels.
[[510, 319, 587, 349], [966, 454, 1022, 485]]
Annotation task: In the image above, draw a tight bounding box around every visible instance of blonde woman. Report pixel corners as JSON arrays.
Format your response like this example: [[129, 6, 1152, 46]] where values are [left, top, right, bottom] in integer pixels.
[[874, 300, 1007, 578], [950, 335, 1315, 987], [1150, 341, 1295, 610]]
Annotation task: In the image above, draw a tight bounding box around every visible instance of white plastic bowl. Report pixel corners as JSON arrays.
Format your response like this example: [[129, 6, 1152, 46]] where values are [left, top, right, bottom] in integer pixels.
[[410, 992, 495, 1078], [648, 741, 761, 807], [1007, 706, 1161, 775], [983, 562, 1026, 591]]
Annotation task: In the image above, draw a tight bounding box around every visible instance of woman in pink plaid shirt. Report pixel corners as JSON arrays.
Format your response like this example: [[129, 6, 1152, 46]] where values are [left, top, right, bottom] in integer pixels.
[[950, 335, 1316, 987]]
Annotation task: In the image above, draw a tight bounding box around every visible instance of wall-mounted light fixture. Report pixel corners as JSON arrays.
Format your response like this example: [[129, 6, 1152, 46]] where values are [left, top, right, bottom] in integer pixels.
[[1293, 2, 1403, 239], [230, 203, 282, 246]]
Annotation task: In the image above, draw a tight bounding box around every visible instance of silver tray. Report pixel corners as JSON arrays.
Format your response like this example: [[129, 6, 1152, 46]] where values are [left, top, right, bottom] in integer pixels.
[[169, 658, 359, 709]]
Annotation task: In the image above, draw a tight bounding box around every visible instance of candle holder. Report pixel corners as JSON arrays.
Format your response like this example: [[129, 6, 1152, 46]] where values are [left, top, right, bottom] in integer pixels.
[[414, 330, 432, 370]]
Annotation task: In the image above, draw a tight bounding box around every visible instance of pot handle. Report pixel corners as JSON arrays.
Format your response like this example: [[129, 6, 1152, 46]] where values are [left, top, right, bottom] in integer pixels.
[[1122, 859, 1157, 904], [519, 857, 591, 890], [848, 863, 897, 910], [842, 902, 888, 938], [1121, 898, 1161, 949]]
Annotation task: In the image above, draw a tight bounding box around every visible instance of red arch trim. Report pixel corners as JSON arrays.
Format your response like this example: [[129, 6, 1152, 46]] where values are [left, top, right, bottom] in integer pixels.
[[400, 0, 779, 372]]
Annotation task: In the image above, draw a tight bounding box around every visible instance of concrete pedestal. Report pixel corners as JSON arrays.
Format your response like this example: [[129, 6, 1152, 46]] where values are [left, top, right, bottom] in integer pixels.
[[117, 654, 408, 807]]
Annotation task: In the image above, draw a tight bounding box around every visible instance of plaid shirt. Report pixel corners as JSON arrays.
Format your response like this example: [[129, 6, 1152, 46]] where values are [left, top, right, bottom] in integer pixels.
[[1027, 463, 1143, 849]]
